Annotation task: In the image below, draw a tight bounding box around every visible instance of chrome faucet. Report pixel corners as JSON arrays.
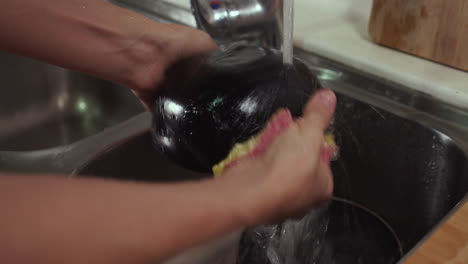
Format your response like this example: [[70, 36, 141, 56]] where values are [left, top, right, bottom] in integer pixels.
[[191, 0, 283, 49]]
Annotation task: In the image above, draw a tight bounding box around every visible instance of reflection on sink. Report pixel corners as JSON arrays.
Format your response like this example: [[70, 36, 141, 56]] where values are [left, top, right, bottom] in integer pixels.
[[331, 95, 468, 254], [0, 51, 144, 151], [74, 92, 468, 262]]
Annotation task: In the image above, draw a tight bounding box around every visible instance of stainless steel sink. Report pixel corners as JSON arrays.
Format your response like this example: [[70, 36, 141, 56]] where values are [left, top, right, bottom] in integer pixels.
[[0, 51, 144, 151], [69, 91, 468, 263], [0, 1, 467, 263]]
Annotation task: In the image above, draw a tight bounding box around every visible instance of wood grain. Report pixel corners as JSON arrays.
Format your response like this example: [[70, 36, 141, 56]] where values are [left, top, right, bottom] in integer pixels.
[[404, 201, 468, 264], [368, 0, 468, 72]]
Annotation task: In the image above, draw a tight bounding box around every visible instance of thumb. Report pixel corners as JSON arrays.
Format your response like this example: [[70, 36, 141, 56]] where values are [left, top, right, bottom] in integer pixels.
[[302, 89, 336, 131]]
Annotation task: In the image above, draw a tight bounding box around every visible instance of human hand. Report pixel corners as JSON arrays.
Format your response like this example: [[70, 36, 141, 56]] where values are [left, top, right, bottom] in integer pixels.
[[130, 25, 218, 110], [217, 89, 336, 226], [0, 0, 217, 112]]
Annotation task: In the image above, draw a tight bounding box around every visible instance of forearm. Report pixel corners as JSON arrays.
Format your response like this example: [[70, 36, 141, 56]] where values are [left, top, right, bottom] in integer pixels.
[[0, 174, 247, 264], [0, 0, 182, 89]]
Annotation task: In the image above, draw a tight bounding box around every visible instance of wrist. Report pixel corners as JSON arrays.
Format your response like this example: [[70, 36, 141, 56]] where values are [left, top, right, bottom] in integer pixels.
[[202, 178, 251, 230], [213, 163, 270, 227]]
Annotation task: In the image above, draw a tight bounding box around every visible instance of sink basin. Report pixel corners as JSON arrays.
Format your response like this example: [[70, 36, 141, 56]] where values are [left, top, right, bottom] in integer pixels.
[[0, 51, 144, 151], [73, 92, 468, 263], [331, 94, 468, 253]]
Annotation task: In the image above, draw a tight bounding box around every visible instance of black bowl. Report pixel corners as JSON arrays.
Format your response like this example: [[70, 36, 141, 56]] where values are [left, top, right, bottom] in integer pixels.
[[152, 44, 321, 173]]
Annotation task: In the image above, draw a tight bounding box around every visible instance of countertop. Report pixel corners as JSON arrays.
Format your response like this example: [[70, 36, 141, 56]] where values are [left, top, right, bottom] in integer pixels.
[[165, 0, 468, 263], [405, 203, 468, 263]]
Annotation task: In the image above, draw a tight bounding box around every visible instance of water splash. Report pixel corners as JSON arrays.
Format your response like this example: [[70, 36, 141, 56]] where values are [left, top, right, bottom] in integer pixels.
[[260, 206, 331, 264]]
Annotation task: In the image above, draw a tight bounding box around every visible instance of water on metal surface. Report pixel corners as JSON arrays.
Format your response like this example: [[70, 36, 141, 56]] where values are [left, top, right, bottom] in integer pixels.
[[238, 199, 402, 264]]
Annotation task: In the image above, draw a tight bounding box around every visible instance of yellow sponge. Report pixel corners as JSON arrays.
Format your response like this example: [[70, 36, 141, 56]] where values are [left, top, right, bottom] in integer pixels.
[[212, 133, 337, 177]]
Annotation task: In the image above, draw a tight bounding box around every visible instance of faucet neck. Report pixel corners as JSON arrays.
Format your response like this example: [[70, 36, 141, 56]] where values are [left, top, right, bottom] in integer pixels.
[[191, 0, 283, 50]]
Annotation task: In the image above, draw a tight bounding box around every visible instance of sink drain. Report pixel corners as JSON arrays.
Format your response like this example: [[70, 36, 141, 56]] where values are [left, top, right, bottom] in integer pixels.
[[237, 198, 402, 264]]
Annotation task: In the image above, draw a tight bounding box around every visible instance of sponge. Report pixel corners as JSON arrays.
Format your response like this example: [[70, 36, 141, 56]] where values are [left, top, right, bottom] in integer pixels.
[[212, 109, 337, 177]]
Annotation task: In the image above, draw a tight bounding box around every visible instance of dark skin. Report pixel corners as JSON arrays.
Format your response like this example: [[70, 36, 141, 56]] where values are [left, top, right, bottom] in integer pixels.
[[0, 0, 337, 263]]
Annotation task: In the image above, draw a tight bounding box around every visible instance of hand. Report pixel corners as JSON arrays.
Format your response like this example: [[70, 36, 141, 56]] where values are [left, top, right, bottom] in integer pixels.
[[0, 0, 217, 112], [130, 25, 218, 110], [218, 89, 336, 226]]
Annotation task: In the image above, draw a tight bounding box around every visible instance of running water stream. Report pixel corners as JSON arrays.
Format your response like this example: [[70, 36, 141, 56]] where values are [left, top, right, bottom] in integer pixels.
[[282, 0, 294, 65]]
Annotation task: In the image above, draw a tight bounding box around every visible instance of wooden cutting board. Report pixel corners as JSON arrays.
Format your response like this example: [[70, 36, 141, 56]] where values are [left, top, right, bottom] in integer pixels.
[[404, 201, 468, 263], [368, 0, 468, 72]]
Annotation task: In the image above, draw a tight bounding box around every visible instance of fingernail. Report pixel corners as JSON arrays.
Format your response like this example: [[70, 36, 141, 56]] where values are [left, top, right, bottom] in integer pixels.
[[317, 90, 336, 110], [271, 109, 293, 131], [320, 147, 335, 166]]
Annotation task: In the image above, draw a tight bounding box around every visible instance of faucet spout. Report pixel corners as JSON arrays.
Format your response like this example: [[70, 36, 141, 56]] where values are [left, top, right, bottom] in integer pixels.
[[191, 0, 283, 49]]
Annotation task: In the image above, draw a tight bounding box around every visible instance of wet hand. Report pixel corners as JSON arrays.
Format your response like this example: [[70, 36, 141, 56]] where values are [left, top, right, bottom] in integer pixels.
[[130, 25, 218, 110], [218, 89, 337, 226]]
